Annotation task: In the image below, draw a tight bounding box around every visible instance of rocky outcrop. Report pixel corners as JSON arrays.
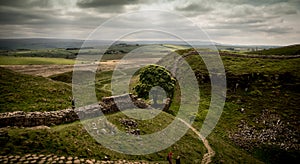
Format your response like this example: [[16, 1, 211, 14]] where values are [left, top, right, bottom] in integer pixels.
[[229, 109, 299, 151]]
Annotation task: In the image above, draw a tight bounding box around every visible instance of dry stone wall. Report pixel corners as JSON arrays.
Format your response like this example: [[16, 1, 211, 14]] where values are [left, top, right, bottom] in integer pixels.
[[0, 94, 170, 128], [0, 109, 78, 128]]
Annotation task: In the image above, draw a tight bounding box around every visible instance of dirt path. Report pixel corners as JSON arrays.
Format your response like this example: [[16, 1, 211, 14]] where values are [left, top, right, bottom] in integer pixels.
[[0, 60, 118, 77], [178, 118, 215, 164]]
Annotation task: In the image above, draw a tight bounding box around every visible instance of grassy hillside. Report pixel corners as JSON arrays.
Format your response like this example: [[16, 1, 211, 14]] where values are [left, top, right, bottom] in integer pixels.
[[246, 44, 300, 56], [0, 109, 263, 163], [0, 67, 72, 112], [222, 56, 300, 75], [0, 67, 112, 113], [180, 50, 300, 163]]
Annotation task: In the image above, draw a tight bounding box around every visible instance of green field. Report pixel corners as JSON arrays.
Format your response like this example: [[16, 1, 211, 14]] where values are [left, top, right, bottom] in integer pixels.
[[0, 48, 78, 59], [0, 56, 74, 65], [1, 45, 299, 163]]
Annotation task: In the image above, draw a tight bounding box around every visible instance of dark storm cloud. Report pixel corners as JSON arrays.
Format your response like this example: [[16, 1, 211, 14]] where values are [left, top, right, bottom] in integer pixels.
[[77, 0, 138, 8], [76, 0, 142, 14], [175, 3, 212, 12], [206, 1, 297, 32], [0, 0, 298, 44], [0, 0, 115, 38], [221, 0, 290, 6], [0, 7, 52, 25], [175, 3, 213, 16], [175, 0, 298, 17], [0, 1, 108, 26], [207, 19, 293, 34], [0, 0, 53, 8]]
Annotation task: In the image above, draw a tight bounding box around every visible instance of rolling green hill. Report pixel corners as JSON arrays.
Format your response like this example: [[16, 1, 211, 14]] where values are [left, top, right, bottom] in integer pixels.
[[246, 44, 300, 56]]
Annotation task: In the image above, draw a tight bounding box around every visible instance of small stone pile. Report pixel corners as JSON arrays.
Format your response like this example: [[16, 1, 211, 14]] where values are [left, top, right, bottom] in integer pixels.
[[119, 118, 140, 135], [230, 109, 299, 151]]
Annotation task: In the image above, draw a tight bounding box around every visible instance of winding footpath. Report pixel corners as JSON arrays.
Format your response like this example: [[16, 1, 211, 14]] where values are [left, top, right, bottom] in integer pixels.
[[171, 53, 215, 164], [178, 118, 215, 164]]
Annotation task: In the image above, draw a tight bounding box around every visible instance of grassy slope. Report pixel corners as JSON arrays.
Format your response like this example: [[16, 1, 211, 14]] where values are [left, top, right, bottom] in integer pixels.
[[182, 51, 300, 163], [246, 44, 300, 56], [0, 67, 112, 113], [0, 56, 74, 65], [0, 67, 72, 112], [0, 110, 207, 163], [222, 56, 300, 75]]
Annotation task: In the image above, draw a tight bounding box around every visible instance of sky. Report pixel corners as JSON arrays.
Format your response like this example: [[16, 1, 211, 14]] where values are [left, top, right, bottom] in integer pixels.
[[0, 0, 299, 45]]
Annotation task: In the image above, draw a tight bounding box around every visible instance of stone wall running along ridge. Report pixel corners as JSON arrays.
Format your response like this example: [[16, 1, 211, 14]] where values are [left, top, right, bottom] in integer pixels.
[[0, 94, 170, 128]]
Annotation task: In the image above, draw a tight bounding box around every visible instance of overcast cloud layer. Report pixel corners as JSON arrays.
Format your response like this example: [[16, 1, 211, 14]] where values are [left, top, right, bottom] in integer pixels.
[[0, 0, 299, 45]]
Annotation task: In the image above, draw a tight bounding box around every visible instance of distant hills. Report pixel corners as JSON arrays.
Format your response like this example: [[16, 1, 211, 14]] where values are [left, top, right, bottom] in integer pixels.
[[247, 44, 300, 56], [0, 38, 88, 50], [0, 38, 282, 50]]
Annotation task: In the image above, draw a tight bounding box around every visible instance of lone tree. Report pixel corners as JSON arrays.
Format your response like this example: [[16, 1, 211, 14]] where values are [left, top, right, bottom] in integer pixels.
[[134, 65, 176, 105]]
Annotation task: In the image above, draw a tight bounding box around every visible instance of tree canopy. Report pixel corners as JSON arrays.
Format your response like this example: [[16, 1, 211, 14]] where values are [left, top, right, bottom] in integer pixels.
[[134, 65, 176, 100]]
